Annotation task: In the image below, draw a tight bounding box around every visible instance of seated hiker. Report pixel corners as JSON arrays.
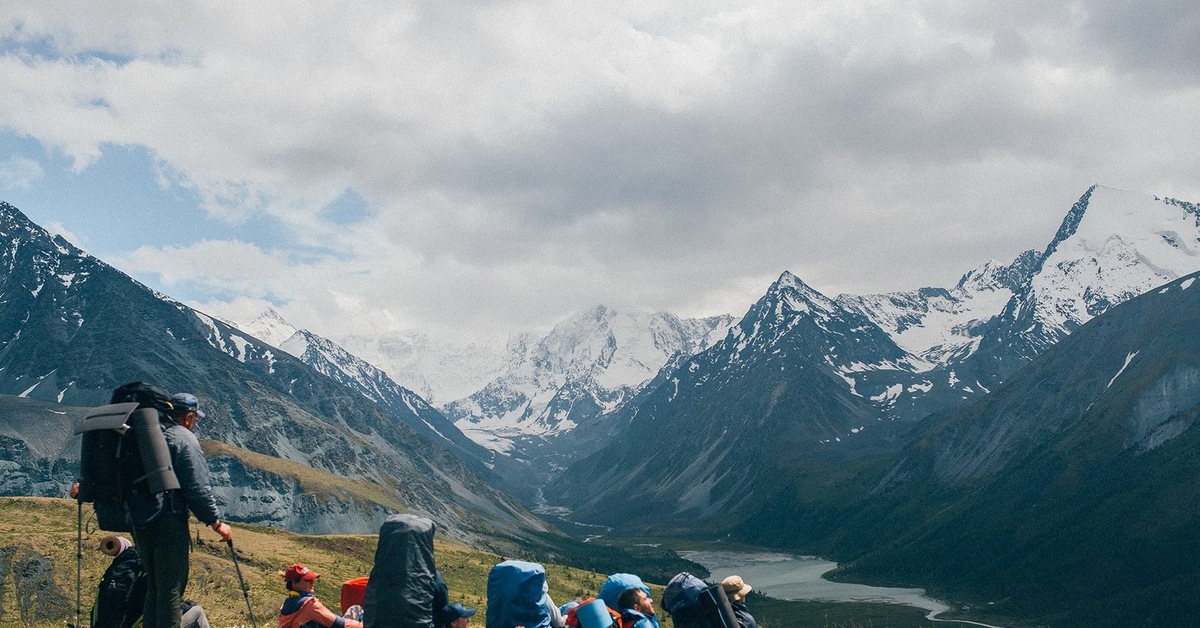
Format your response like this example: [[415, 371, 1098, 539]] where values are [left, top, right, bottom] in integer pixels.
[[279, 563, 364, 628], [721, 576, 757, 628], [486, 560, 557, 628], [180, 601, 212, 628], [440, 602, 476, 628], [615, 587, 659, 628], [597, 574, 648, 614], [543, 580, 566, 628], [91, 535, 145, 628]]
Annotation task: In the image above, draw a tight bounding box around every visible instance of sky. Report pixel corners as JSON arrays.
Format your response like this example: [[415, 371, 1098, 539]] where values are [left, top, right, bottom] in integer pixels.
[[2, 2, 1198, 345]]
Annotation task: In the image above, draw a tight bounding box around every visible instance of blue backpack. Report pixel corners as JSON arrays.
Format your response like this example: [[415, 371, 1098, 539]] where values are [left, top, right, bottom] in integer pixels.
[[486, 560, 552, 628], [661, 573, 737, 628]]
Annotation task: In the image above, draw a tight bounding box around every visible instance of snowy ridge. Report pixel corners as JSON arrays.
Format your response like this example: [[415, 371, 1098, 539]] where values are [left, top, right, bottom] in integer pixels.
[[839, 251, 1038, 368], [1006, 185, 1200, 356], [444, 305, 735, 452]]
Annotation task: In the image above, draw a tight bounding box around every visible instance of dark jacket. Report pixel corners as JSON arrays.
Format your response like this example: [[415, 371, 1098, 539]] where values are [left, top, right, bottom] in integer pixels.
[[731, 601, 758, 628], [126, 419, 221, 528], [92, 546, 145, 628]]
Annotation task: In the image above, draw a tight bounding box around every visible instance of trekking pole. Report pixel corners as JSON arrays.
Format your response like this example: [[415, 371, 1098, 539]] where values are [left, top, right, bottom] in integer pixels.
[[227, 539, 259, 628], [75, 499, 83, 628]]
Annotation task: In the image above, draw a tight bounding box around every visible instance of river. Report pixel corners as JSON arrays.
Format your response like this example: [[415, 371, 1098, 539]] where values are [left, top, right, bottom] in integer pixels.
[[678, 550, 1007, 627]]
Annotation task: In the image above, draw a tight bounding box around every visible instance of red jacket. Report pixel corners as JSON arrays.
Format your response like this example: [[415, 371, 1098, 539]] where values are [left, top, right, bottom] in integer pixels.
[[278, 593, 363, 628]]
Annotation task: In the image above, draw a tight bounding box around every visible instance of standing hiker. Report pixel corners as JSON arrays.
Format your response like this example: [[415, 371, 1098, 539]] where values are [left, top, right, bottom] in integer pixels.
[[126, 392, 232, 628]]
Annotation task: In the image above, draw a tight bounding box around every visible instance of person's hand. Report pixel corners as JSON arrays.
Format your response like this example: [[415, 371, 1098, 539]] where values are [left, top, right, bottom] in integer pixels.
[[211, 520, 233, 542], [70, 482, 80, 499]]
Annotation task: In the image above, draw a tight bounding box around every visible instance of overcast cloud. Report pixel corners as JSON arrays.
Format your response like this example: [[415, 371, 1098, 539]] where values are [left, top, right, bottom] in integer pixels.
[[2, 1, 1198, 342]]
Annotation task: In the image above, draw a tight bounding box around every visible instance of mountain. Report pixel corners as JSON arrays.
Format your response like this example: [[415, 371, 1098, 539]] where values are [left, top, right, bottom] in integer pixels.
[[547, 185, 1200, 537], [838, 250, 1040, 367], [0, 200, 549, 544], [239, 310, 492, 470], [544, 272, 916, 530], [833, 185, 1200, 423], [438, 306, 734, 497], [908, 185, 1200, 414], [786, 270, 1200, 627]]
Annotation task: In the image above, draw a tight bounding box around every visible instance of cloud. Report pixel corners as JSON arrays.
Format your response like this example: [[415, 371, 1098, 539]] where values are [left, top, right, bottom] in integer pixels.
[[0, 155, 43, 189], [3, 1, 1199, 342]]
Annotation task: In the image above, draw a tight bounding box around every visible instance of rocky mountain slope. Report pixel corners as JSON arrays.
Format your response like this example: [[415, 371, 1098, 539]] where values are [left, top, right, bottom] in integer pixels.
[[240, 310, 492, 471], [547, 185, 1200, 535], [799, 270, 1200, 626], [0, 200, 549, 543]]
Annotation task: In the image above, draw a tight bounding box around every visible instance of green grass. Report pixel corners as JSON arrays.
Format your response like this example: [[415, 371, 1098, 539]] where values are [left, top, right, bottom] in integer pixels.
[[1, 497, 1020, 628]]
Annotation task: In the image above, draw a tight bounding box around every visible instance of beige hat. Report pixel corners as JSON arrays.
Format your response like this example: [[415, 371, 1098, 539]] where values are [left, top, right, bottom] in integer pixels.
[[721, 575, 752, 601]]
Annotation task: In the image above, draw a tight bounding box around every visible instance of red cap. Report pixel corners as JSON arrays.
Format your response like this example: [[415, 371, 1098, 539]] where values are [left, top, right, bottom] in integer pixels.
[[282, 563, 319, 581]]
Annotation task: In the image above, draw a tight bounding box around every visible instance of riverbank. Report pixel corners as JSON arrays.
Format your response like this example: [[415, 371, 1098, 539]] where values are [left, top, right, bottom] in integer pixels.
[[680, 550, 1017, 628]]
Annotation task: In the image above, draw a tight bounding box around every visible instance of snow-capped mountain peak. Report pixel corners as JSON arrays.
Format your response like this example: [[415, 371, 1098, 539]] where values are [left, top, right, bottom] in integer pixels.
[[443, 304, 736, 452], [1009, 185, 1200, 353], [242, 308, 301, 350]]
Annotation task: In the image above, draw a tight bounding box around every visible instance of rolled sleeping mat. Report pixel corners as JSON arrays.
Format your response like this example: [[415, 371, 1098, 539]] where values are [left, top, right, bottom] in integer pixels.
[[698, 583, 738, 628], [129, 408, 181, 494], [575, 599, 614, 628]]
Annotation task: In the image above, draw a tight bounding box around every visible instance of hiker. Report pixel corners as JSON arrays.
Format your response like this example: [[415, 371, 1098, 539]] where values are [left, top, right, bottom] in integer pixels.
[[126, 392, 232, 628], [721, 576, 757, 628], [615, 587, 659, 628], [597, 574, 648, 616], [279, 563, 364, 628], [91, 535, 144, 628], [485, 560, 558, 628], [440, 603, 477, 628], [543, 580, 566, 628], [364, 514, 440, 628], [90, 535, 212, 628], [432, 571, 450, 628]]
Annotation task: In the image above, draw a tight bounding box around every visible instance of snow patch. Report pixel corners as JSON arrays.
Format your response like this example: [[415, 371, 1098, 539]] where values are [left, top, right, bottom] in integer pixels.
[[870, 384, 903, 404], [1106, 351, 1139, 390], [908, 381, 933, 393]]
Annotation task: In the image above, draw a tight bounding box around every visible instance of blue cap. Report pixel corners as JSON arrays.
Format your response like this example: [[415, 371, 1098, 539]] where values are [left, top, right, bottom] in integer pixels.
[[170, 393, 205, 419], [442, 603, 476, 622], [599, 574, 649, 610]]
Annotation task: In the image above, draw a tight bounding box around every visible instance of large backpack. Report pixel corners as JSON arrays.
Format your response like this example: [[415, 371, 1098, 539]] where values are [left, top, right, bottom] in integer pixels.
[[485, 560, 552, 628], [662, 572, 738, 628], [75, 382, 181, 532], [90, 546, 146, 628], [564, 597, 624, 628], [364, 514, 438, 628]]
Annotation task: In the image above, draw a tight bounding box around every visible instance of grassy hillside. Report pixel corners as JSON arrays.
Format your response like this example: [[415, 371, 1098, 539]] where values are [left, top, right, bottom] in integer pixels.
[[1, 497, 940, 628]]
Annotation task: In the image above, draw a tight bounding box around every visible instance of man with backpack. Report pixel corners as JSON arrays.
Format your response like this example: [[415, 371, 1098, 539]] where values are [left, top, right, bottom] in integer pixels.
[[126, 392, 232, 628]]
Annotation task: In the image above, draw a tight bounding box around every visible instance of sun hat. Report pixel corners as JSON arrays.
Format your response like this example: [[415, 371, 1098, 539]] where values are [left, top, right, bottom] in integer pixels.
[[722, 575, 752, 601]]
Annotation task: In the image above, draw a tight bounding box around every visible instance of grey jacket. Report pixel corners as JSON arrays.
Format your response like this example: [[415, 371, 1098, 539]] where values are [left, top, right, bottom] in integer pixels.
[[126, 419, 221, 528]]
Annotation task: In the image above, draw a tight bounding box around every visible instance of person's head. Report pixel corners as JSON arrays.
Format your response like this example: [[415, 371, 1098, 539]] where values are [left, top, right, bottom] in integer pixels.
[[280, 563, 319, 593], [721, 575, 752, 603], [99, 535, 131, 557], [617, 587, 654, 616], [442, 602, 476, 628], [168, 393, 205, 431]]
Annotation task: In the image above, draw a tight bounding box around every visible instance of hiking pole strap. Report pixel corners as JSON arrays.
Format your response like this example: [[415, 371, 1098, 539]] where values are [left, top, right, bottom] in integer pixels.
[[228, 539, 259, 628]]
